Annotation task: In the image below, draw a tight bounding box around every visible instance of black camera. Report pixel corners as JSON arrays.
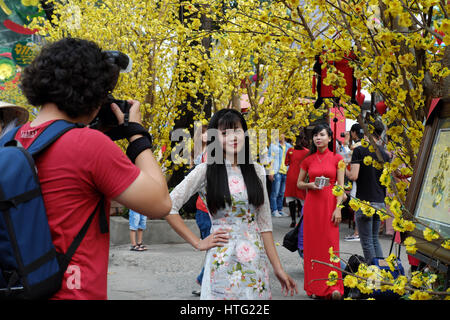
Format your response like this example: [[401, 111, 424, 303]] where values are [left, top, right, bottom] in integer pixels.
[[340, 132, 346, 138], [90, 94, 130, 130], [90, 50, 132, 131]]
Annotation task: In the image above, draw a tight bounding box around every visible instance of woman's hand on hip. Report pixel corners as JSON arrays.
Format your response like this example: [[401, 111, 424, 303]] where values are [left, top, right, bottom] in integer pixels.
[[197, 228, 230, 251]]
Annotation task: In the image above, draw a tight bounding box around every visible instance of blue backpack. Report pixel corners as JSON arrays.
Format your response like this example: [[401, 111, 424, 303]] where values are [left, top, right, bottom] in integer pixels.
[[0, 120, 108, 299]]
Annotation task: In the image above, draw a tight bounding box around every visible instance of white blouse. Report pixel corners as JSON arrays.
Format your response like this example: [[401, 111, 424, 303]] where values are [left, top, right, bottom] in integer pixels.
[[169, 162, 273, 233]]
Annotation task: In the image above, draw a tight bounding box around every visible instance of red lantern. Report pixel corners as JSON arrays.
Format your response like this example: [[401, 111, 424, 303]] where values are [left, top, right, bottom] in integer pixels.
[[434, 29, 445, 46], [355, 80, 365, 105], [375, 101, 387, 115], [313, 51, 358, 109], [356, 91, 365, 106]]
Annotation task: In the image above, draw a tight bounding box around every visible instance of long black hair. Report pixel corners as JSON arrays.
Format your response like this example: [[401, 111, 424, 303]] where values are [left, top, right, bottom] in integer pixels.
[[205, 109, 264, 215], [308, 123, 334, 155], [294, 131, 308, 150]]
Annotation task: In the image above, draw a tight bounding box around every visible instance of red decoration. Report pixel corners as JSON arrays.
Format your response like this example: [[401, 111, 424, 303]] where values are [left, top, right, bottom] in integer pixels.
[[318, 52, 356, 98], [3, 19, 38, 35], [375, 101, 387, 115], [434, 29, 445, 45], [313, 51, 358, 109], [312, 75, 316, 94], [356, 92, 365, 106], [0, 52, 12, 59]]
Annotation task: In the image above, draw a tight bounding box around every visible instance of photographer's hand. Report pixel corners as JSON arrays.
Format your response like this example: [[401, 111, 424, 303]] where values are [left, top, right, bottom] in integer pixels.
[[111, 99, 142, 123], [111, 99, 143, 141], [112, 99, 172, 218]]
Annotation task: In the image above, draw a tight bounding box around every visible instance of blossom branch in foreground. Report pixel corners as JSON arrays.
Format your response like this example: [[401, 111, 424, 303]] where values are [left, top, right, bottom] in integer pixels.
[[311, 259, 450, 299]]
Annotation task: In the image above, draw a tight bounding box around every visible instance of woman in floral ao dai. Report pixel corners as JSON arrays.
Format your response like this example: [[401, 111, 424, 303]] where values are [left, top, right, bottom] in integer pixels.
[[166, 109, 298, 300]]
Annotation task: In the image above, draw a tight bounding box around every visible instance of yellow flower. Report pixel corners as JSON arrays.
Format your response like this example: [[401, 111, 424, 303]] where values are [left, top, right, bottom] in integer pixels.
[[337, 159, 346, 170], [376, 208, 390, 221], [403, 220, 416, 232], [361, 202, 375, 217], [389, 200, 402, 217], [379, 170, 391, 187], [446, 288, 450, 300], [410, 272, 423, 288], [349, 198, 361, 211], [343, 275, 358, 288], [392, 218, 407, 232], [190, 18, 201, 30], [442, 239, 450, 250], [409, 290, 432, 300], [328, 246, 341, 263], [423, 274, 437, 288], [404, 236, 416, 246], [287, 0, 300, 7], [423, 227, 439, 241], [326, 271, 339, 286], [398, 13, 412, 27], [332, 185, 344, 197], [385, 253, 398, 272], [398, 53, 415, 67], [363, 156, 373, 166], [361, 138, 369, 148], [372, 160, 383, 170], [392, 276, 408, 295]]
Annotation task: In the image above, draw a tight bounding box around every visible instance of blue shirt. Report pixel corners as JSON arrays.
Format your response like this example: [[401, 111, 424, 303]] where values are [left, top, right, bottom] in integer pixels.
[[268, 142, 292, 174]]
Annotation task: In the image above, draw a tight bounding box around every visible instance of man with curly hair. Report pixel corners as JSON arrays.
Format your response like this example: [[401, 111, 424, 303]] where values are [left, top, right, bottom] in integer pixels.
[[16, 37, 171, 299]]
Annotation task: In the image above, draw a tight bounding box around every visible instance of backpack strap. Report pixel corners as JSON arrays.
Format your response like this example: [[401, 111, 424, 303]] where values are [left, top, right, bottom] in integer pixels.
[[58, 197, 108, 272]]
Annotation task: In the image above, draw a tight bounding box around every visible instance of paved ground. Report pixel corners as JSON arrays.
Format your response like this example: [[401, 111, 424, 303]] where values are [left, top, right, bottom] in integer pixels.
[[107, 208, 410, 300]]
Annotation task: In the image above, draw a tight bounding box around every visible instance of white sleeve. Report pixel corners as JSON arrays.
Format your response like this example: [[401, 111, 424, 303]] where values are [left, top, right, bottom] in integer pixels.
[[254, 163, 273, 232], [169, 163, 207, 215]]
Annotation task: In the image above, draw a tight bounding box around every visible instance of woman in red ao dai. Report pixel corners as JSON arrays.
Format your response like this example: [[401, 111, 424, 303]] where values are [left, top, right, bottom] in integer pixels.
[[297, 124, 345, 300]]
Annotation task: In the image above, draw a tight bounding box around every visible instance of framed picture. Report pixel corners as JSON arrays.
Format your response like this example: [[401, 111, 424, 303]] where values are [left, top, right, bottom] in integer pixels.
[[406, 98, 450, 266]]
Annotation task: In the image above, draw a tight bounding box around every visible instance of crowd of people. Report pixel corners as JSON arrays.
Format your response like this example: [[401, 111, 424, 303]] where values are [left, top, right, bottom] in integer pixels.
[[0, 37, 400, 301]]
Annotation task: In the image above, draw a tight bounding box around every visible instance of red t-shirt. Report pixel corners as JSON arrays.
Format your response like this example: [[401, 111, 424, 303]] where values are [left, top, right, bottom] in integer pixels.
[[15, 120, 140, 300]]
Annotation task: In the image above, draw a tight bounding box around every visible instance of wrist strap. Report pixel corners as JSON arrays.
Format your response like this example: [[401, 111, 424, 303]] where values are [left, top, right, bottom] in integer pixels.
[[126, 136, 152, 163], [106, 122, 151, 142]]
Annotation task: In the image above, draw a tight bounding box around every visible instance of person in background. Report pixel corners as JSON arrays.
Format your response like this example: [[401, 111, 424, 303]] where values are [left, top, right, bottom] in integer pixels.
[[129, 209, 148, 251], [284, 132, 309, 227], [0, 101, 29, 138], [346, 120, 391, 264], [268, 132, 292, 217], [344, 123, 365, 242], [191, 122, 211, 296]]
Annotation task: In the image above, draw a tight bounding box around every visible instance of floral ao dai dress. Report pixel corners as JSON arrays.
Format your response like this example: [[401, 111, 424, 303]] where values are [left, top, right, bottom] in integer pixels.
[[169, 162, 273, 300]]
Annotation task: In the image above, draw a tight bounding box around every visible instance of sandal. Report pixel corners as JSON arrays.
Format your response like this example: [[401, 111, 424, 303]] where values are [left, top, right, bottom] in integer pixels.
[[137, 243, 147, 250], [130, 245, 145, 251]]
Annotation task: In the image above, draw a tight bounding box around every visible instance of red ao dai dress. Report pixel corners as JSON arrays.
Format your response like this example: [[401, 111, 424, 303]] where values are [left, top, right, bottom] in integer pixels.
[[300, 148, 344, 298]]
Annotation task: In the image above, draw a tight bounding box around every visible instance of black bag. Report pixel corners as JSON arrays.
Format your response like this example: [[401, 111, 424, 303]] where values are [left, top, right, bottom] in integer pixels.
[[343, 254, 368, 299], [282, 215, 303, 252]]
